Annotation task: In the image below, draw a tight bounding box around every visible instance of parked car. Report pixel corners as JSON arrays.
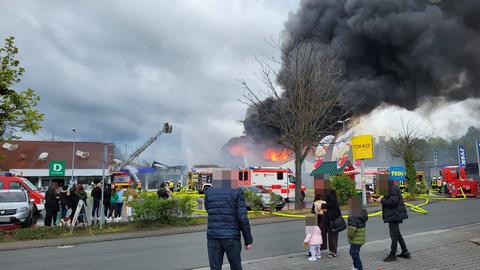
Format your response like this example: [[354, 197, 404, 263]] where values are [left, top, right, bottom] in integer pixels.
[[0, 190, 34, 228], [240, 186, 285, 211], [0, 176, 45, 213]]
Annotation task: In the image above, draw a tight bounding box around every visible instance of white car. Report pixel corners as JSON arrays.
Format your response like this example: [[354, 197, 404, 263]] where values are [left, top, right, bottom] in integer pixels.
[[0, 190, 34, 227]]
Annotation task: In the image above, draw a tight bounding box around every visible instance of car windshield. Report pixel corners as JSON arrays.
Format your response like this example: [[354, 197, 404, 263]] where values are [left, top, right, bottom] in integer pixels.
[[21, 179, 38, 191], [0, 192, 26, 202]]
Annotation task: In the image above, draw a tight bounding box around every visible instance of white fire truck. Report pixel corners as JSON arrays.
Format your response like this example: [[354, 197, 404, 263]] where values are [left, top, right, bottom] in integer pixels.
[[238, 167, 306, 201]]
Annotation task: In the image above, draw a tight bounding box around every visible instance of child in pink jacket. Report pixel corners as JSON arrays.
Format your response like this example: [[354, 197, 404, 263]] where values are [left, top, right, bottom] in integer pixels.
[[304, 215, 323, 261]]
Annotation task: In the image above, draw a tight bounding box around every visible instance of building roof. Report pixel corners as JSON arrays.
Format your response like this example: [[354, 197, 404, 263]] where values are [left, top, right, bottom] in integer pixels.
[[310, 161, 353, 176], [0, 140, 115, 171]]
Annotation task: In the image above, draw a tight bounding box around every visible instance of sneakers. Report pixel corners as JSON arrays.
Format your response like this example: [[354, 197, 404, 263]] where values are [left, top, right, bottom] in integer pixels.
[[383, 254, 397, 262], [397, 251, 411, 259], [308, 256, 317, 261], [327, 253, 337, 258], [316, 254, 321, 259]]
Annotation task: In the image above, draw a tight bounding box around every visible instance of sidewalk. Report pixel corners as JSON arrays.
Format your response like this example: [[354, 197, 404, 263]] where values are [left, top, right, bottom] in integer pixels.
[[195, 222, 480, 270]]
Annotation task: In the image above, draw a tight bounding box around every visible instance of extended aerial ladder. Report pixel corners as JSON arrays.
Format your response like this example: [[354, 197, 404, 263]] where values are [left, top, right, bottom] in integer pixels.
[[110, 122, 173, 188]]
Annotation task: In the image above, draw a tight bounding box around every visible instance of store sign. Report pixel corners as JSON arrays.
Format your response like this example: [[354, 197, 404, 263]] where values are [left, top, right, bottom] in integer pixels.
[[49, 161, 65, 177], [351, 135, 374, 160], [390, 166, 406, 181]]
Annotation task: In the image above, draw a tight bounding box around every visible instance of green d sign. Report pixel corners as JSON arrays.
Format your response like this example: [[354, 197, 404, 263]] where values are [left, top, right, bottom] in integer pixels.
[[49, 161, 65, 177]]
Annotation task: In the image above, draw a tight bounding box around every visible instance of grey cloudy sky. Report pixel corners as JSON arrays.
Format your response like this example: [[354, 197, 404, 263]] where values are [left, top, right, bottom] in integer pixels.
[[1, 0, 478, 166]]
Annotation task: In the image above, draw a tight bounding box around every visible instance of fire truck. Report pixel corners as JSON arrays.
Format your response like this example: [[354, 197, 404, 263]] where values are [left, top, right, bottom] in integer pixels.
[[187, 167, 216, 193], [238, 167, 306, 201], [440, 166, 479, 197], [110, 171, 140, 190]]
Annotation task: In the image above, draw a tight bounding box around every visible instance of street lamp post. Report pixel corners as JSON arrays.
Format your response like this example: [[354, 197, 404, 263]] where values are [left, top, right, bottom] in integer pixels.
[[71, 128, 76, 187], [337, 118, 351, 134]]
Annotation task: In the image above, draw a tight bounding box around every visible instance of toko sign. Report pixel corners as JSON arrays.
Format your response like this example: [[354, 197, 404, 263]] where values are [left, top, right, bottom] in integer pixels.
[[49, 161, 65, 177], [351, 135, 374, 160]]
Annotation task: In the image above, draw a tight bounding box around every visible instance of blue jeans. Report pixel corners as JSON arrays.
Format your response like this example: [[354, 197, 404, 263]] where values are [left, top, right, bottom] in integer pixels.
[[350, 244, 362, 270], [207, 239, 242, 270]]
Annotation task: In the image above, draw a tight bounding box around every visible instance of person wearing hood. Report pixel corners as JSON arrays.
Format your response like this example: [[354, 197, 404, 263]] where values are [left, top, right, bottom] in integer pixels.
[[347, 196, 368, 270], [376, 181, 410, 262]]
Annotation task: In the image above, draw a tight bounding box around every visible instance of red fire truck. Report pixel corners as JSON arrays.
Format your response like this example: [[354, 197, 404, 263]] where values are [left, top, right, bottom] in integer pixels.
[[238, 167, 306, 201], [441, 166, 479, 197]]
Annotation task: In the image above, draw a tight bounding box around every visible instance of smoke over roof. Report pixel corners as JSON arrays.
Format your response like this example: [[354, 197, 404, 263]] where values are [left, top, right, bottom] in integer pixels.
[[282, 0, 480, 115]]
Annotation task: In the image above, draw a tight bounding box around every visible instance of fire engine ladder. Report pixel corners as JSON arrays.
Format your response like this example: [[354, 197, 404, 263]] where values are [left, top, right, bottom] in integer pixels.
[[110, 122, 173, 180]]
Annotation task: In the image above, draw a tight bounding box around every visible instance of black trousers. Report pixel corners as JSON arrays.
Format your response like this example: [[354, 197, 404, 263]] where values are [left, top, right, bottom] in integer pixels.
[[92, 199, 100, 218], [44, 208, 56, 226], [207, 239, 242, 270], [328, 231, 339, 254], [389, 222, 408, 254]]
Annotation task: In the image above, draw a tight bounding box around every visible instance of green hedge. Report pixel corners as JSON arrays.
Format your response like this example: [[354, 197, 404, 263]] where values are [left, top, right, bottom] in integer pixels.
[[331, 175, 356, 205], [130, 192, 194, 227], [243, 189, 264, 211]]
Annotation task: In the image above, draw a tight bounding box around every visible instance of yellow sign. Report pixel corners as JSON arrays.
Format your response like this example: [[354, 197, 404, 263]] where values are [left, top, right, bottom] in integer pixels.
[[351, 135, 374, 160]]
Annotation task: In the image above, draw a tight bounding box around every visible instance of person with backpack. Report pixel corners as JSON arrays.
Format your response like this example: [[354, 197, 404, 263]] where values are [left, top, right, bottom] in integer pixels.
[[347, 197, 369, 270]]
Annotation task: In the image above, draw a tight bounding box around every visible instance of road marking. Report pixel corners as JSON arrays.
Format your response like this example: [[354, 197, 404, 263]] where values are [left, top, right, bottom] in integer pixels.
[[57, 245, 75, 249]]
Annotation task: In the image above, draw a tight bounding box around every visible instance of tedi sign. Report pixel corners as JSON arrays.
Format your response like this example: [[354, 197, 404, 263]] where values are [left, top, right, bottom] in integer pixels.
[[351, 135, 374, 160]]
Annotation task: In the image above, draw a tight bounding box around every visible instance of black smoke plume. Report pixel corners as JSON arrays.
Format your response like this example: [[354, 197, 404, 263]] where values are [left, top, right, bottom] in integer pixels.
[[282, 0, 480, 115]]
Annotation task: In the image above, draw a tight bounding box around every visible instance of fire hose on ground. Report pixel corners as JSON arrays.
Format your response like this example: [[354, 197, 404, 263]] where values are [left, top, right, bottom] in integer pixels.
[[185, 187, 467, 219]]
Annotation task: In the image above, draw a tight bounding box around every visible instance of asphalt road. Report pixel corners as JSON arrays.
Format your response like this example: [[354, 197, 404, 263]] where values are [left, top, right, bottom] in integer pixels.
[[1, 198, 479, 270]]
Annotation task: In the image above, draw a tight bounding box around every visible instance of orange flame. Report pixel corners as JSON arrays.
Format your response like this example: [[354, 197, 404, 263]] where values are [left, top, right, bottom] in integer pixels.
[[264, 148, 290, 162], [228, 144, 250, 157]]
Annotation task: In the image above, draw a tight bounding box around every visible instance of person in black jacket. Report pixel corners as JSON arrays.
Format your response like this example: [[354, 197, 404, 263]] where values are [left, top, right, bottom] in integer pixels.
[[59, 186, 70, 220], [324, 189, 343, 257], [377, 182, 410, 262], [204, 179, 253, 270], [157, 182, 170, 199], [44, 183, 59, 226], [103, 184, 112, 218], [91, 183, 102, 220]]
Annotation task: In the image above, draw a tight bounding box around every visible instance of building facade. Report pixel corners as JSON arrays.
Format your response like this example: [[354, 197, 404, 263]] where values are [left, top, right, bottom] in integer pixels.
[[0, 141, 115, 190]]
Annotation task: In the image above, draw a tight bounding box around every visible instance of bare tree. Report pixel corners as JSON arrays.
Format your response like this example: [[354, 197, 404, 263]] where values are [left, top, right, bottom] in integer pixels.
[[386, 119, 429, 195], [241, 40, 355, 209]]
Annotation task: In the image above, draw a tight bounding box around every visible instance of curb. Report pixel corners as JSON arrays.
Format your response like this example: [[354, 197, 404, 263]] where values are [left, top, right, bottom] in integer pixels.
[[0, 216, 297, 251]]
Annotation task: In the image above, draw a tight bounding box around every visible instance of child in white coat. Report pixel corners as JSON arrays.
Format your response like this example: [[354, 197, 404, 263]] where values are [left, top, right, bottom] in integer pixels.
[[304, 214, 323, 261]]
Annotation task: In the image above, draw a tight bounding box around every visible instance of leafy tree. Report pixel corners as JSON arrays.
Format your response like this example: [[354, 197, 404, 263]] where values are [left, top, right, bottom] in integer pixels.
[[330, 175, 356, 205], [0, 36, 43, 140]]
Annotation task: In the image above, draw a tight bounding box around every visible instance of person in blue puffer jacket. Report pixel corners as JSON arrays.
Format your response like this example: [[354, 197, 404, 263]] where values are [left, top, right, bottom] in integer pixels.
[[205, 179, 253, 270]]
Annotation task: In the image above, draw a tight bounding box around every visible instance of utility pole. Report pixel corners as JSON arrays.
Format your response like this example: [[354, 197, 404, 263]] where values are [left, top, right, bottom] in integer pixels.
[[100, 144, 107, 229], [70, 128, 76, 187]]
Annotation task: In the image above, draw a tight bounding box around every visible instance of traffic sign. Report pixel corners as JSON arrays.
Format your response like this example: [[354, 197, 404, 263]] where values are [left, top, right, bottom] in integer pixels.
[[49, 161, 65, 177], [351, 135, 374, 160]]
